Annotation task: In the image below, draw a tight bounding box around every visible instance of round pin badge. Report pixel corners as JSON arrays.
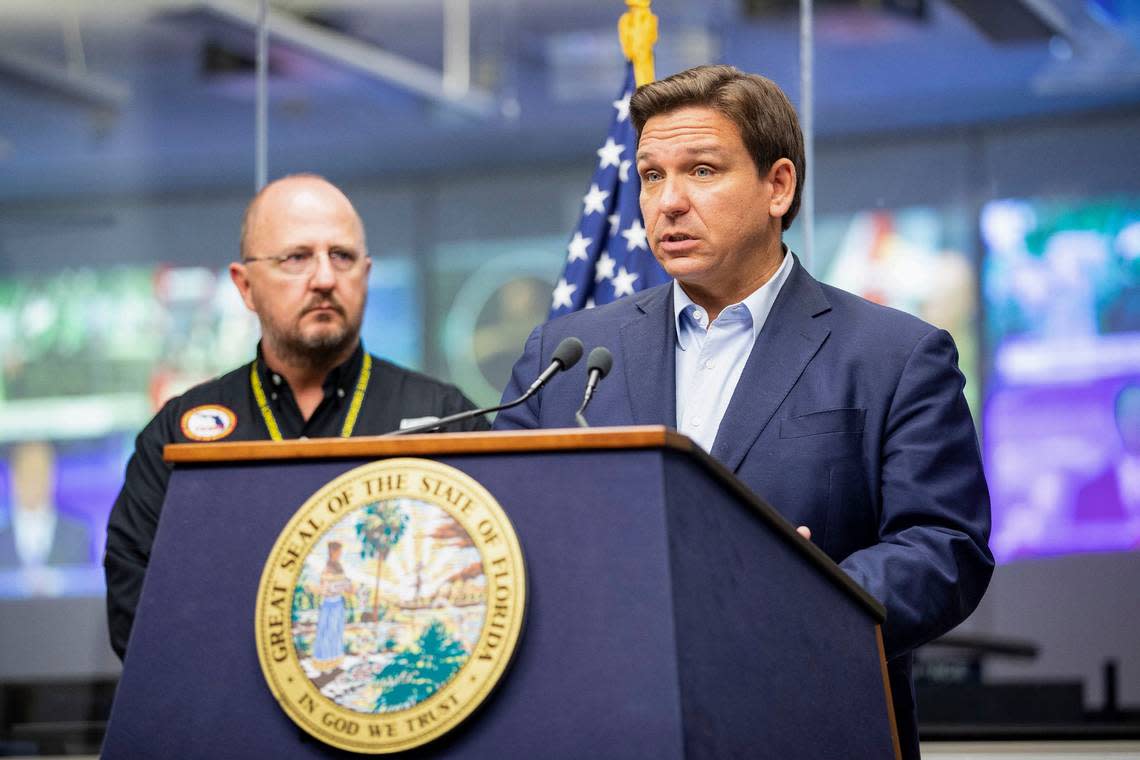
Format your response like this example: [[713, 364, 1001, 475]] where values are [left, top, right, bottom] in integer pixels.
[[180, 404, 237, 442]]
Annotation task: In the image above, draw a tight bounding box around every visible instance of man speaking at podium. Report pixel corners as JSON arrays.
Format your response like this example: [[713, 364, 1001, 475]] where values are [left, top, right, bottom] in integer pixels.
[[105, 174, 487, 660], [495, 66, 992, 758]]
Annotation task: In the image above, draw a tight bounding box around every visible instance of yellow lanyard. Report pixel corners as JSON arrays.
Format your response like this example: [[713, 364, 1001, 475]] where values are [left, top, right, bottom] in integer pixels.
[[249, 353, 372, 442]]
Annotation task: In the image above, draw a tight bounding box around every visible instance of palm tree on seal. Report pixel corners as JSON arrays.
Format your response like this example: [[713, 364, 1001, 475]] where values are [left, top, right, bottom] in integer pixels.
[[356, 501, 408, 637]]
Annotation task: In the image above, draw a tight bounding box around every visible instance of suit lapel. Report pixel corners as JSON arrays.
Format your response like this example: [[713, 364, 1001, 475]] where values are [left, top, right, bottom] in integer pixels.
[[711, 258, 832, 473], [619, 284, 677, 425]]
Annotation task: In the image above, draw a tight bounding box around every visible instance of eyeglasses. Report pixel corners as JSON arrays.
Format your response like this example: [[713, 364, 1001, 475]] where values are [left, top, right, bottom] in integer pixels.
[[242, 249, 364, 277]]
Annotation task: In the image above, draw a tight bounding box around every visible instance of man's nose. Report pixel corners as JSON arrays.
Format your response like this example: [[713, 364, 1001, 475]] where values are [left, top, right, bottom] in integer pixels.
[[658, 177, 689, 217], [309, 250, 338, 289]]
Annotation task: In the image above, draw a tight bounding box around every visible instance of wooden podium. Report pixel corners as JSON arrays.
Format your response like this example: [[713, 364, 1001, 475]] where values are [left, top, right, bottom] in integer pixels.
[[103, 427, 899, 759]]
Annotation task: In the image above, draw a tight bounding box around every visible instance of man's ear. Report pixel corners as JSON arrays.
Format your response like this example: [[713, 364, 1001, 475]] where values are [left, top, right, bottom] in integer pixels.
[[767, 158, 796, 219], [229, 262, 257, 312]]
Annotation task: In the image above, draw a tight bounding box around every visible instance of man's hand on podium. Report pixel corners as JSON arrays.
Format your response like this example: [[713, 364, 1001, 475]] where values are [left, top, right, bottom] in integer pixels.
[[796, 526, 812, 541]]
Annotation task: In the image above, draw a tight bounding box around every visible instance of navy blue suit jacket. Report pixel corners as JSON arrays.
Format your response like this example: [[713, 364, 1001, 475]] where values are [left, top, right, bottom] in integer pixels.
[[496, 256, 993, 757]]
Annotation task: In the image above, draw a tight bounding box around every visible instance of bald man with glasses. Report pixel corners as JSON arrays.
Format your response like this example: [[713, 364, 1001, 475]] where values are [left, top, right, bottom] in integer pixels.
[[105, 174, 488, 660]]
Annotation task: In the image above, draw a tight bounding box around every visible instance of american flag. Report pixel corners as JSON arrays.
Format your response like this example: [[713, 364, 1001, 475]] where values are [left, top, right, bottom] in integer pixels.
[[549, 64, 670, 318]]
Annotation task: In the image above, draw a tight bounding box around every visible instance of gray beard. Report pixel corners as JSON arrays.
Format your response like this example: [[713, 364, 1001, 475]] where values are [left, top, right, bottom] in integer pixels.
[[264, 326, 358, 373]]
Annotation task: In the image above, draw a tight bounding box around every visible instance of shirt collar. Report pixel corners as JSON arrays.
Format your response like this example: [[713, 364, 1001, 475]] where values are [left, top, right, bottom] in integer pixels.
[[672, 248, 795, 351], [12, 506, 56, 566], [12, 505, 55, 532], [256, 341, 365, 399]]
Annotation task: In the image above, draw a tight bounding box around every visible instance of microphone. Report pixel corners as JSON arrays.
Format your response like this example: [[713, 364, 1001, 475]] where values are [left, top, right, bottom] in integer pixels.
[[389, 336, 584, 435], [525, 336, 584, 396], [575, 346, 613, 428]]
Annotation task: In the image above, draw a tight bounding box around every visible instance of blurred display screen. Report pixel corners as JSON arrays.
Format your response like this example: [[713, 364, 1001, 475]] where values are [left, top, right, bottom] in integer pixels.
[[982, 196, 1140, 562], [434, 237, 564, 408], [788, 205, 980, 414], [0, 260, 418, 599]]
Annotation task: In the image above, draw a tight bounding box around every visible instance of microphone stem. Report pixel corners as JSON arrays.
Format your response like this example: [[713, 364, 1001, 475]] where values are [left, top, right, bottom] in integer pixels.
[[387, 339, 581, 435], [389, 379, 543, 436], [575, 371, 602, 428]]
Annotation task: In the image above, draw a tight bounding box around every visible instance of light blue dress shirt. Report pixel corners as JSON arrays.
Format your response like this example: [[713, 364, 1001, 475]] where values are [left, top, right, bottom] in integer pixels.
[[674, 252, 795, 452]]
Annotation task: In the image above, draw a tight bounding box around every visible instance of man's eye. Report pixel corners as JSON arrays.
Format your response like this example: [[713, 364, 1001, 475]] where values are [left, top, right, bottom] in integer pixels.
[[330, 250, 357, 263], [694, 166, 713, 177], [641, 170, 661, 182], [284, 252, 312, 264]]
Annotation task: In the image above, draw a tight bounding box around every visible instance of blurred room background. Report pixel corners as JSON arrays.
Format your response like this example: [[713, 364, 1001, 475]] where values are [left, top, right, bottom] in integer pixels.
[[0, 0, 1138, 754]]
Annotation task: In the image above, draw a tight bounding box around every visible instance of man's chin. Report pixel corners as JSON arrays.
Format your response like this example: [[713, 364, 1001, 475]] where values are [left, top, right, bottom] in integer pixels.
[[655, 254, 708, 280], [666, 266, 716, 291], [300, 328, 355, 355], [271, 326, 358, 368]]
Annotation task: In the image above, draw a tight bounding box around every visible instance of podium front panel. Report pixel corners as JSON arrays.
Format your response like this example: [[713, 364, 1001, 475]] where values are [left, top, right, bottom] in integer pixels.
[[105, 451, 688, 759]]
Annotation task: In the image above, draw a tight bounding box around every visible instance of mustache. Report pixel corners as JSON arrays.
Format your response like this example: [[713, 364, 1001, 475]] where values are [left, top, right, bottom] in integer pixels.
[[302, 297, 345, 316]]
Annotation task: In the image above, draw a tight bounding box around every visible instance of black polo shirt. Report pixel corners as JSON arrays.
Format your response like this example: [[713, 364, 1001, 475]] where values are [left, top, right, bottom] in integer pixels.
[[104, 343, 488, 659]]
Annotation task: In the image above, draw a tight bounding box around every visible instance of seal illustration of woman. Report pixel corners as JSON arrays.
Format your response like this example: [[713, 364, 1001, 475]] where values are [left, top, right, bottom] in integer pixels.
[[312, 541, 353, 672]]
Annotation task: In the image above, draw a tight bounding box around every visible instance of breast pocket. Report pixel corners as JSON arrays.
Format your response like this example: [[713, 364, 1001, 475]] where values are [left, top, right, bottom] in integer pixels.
[[779, 408, 866, 439]]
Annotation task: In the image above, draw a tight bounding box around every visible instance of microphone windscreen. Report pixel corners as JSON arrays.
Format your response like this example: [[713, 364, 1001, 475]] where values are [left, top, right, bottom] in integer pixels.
[[586, 346, 613, 378], [551, 337, 584, 370]]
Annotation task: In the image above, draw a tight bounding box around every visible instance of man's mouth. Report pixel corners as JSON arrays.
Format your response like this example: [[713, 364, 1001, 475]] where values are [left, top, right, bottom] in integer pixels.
[[659, 232, 700, 253], [304, 302, 344, 317]]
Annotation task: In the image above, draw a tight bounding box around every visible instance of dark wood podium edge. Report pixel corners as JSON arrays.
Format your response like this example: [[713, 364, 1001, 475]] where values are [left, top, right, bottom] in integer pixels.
[[165, 425, 678, 462], [164, 424, 886, 623], [877, 626, 904, 760]]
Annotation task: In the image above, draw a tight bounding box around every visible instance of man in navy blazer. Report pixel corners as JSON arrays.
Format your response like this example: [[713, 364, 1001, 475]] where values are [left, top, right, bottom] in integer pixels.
[[0, 441, 90, 569], [495, 65, 992, 759]]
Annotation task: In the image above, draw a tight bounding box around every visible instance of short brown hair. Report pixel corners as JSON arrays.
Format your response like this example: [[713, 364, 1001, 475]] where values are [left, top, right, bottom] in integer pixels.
[[630, 64, 805, 231]]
